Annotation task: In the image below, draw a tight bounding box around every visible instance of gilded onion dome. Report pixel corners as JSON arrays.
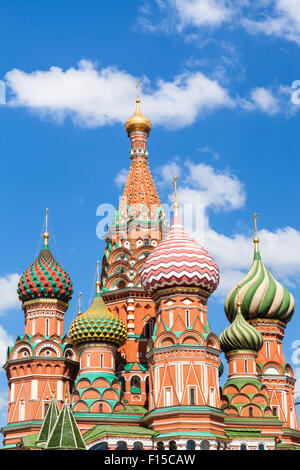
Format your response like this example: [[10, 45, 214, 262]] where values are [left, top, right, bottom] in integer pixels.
[[220, 300, 263, 353], [125, 86, 151, 136], [224, 237, 295, 325], [141, 178, 220, 296], [18, 215, 73, 303], [69, 276, 127, 347]]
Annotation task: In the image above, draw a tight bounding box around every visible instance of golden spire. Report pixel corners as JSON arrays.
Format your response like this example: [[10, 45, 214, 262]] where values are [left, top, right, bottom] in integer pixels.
[[172, 176, 180, 216], [125, 81, 152, 136], [43, 208, 50, 245], [96, 260, 101, 295], [251, 212, 259, 250], [78, 291, 82, 315]]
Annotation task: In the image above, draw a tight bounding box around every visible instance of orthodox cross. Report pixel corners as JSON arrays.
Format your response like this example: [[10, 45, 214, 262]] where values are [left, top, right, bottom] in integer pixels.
[[251, 212, 259, 238]]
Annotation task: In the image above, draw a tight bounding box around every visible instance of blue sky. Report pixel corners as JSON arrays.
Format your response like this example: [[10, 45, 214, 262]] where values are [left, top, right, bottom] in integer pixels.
[[1, 0, 300, 430]]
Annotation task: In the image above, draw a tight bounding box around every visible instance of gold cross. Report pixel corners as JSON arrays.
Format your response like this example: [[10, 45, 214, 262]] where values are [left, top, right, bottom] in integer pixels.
[[78, 291, 82, 314], [97, 260, 100, 283], [173, 176, 179, 203], [45, 208, 49, 233], [136, 80, 140, 100], [251, 212, 259, 238]]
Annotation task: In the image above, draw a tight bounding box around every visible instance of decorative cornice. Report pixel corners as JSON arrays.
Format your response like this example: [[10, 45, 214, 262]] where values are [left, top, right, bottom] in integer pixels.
[[152, 286, 210, 302], [23, 298, 69, 309]]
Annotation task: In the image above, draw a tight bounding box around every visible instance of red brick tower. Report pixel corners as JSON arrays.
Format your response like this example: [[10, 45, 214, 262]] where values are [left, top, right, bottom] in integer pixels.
[[140, 184, 226, 449], [224, 216, 298, 431], [2, 211, 79, 447], [101, 93, 168, 407]]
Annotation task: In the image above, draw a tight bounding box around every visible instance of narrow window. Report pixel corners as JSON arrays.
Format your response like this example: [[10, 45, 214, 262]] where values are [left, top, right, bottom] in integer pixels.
[[32, 319, 35, 336], [185, 309, 190, 328], [45, 318, 49, 336], [244, 360, 248, 373], [266, 342, 270, 358], [249, 406, 253, 417], [86, 353, 90, 368], [272, 407, 277, 416], [169, 310, 173, 328], [100, 353, 104, 368], [190, 387, 195, 405]]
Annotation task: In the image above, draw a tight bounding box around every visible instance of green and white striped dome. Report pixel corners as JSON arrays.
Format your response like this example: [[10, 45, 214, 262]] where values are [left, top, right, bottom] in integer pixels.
[[220, 303, 263, 353], [224, 240, 295, 325]]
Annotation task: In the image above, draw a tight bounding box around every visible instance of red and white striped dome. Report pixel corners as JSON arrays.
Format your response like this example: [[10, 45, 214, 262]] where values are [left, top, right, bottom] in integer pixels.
[[141, 213, 220, 296]]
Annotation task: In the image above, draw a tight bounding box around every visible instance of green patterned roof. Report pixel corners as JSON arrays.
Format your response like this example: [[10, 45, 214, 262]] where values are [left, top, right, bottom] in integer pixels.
[[45, 399, 86, 450], [36, 396, 59, 446], [224, 241, 294, 324], [220, 304, 263, 353], [18, 243, 73, 303], [69, 293, 127, 347]]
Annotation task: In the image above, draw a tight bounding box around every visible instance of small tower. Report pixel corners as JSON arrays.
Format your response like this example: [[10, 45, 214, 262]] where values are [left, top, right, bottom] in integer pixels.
[[220, 293, 272, 418], [69, 262, 127, 428], [224, 215, 298, 430], [2, 210, 79, 447], [141, 179, 225, 450]]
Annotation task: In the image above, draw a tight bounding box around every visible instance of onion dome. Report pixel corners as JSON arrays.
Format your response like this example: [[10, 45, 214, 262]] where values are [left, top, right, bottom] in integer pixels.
[[141, 178, 220, 296], [125, 91, 151, 136], [69, 267, 127, 347], [224, 233, 295, 325], [18, 213, 73, 303], [220, 300, 263, 353]]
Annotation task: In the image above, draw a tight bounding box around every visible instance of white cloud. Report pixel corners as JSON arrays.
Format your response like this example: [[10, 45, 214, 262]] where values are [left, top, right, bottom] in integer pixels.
[[158, 159, 246, 212], [5, 61, 233, 130], [242, 0, 300, 45], [249, 87, 280, 115], [0, 325, 13, 369], [174, 0, 232, 29], [115, 168, 128, 188], [0, 274, 20, 315]]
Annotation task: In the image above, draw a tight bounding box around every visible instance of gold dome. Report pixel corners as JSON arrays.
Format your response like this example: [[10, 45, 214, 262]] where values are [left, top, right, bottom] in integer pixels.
[[125, 98, 152, 136]]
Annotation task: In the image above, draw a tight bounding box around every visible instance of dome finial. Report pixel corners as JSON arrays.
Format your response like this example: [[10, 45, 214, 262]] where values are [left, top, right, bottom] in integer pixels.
[[172, 176, 180, 216], [125, 83, 152, 136], [236, 284, 241, 310], [43, 208, 50, 246], [96, 260, 101, 295], [78, 291, 82, 315], [251, 212, 259, 250]]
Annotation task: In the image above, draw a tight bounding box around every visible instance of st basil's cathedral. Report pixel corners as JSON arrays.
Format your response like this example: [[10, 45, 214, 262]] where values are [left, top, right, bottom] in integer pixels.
[[1, 94, 300, 451]]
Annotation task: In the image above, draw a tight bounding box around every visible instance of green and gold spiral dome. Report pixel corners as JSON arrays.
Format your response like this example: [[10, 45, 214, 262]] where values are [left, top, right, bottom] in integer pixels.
[[224, 231, 295, 325], [69, 270, 127, 347], [220, 299, 263, 354]]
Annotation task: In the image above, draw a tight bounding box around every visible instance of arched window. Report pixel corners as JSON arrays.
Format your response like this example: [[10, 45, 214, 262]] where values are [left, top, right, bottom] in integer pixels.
[[244, 360, 248, 373], [249, 406, 253, 417], [131, 376, 141, 394], [86, 353, 90, 368], [99, 403, 103, 413], [200, 440, 210, 450], [144, 239, 150, 246], [186, 440, 196, 450], [240, 444, 247, 450], [272, 407, 277, 416], [144, 322, 151, 338], [100, 353, 104, 368], [157, 441, 164, 450], [90, 442, 108, 450], [120, 376, 126, 396], [116, 441, 128, 450], [169, 440, 177, 450], [133, 442, 143, 450], [258, 444, 265, 450], [266, 342, 270, 358], [44, 403, 49, 417]]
